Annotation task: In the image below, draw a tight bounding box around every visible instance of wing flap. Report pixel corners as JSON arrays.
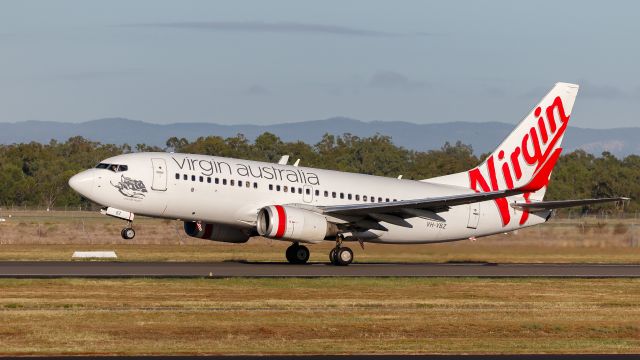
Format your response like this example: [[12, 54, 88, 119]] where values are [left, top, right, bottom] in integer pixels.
[[512, 197, 629, 211]]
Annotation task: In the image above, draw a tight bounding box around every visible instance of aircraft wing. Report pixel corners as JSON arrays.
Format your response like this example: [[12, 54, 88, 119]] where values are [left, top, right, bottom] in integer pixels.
[[511, 197, 629, 211], [320, 188, 523, 216]]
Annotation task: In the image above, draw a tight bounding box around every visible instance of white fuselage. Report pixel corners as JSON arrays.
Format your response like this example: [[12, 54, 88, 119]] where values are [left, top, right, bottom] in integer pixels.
[[72, 152, 549, 244]]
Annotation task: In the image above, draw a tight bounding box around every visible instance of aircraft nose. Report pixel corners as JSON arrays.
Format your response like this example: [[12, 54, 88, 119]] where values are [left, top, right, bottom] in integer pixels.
[[68, 170, 95, 197]]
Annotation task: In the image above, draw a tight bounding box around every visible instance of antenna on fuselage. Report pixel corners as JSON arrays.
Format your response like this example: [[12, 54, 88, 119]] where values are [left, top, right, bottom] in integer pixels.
[[397, 175, 403, 179], [293, 159, 300, 167], [277, 155, 289, 165]]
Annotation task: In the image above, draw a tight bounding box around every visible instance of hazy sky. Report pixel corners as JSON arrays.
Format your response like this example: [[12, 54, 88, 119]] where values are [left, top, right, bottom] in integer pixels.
[[1, 0, 639, 128]]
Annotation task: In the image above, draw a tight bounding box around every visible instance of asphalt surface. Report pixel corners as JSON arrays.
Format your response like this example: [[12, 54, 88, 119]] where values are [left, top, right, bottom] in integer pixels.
[[0, 355, 638, 360], [1, 261, 640, 278]]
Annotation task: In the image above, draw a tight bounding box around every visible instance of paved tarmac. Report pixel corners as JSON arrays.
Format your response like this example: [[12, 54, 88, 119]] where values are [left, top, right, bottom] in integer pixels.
[[1, 261, 640, 278]]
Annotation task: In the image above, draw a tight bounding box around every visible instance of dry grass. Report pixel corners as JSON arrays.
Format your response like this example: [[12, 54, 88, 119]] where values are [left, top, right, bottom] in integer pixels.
[[0, 278, 638, 355], [1, 210, 640, 263]]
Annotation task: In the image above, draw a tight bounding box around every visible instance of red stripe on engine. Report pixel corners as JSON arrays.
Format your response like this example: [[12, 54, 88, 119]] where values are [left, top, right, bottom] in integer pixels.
[[203, 223, 213, 239], [274, 205, 286, 238]]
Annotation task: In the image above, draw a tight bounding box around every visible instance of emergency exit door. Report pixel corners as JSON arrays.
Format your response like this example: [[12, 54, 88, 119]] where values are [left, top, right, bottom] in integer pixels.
[[467, 203, 480, 229]]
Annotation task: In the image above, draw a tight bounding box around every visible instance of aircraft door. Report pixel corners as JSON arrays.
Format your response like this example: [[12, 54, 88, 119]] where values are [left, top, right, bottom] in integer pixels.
[[151, 158, 168, 191], [303, 185, 314, 203], [467, 203, 480, 229]]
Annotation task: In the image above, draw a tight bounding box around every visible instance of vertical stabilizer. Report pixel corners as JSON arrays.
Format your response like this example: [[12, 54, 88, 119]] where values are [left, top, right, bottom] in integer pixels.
[[425, 82, 579, 225]]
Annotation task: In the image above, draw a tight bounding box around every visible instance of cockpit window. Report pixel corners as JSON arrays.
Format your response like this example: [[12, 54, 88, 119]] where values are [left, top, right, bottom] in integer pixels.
[[95, 163, 128, 172]]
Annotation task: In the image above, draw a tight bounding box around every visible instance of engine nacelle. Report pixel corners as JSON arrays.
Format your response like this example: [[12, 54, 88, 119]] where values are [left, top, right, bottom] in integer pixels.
[[184, 221, 250, 243], [257, 205, 337, 243]]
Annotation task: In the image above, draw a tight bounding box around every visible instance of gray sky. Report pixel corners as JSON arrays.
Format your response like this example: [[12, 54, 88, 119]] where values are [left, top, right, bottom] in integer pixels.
[[1, 0, 639, 128]]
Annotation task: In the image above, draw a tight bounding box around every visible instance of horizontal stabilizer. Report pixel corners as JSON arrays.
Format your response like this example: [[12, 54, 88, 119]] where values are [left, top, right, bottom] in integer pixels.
[[512, 197, 629, 211]]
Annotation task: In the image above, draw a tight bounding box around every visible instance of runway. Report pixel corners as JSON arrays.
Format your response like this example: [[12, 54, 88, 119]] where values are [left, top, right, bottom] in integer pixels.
[[1, 261, 640, 278]]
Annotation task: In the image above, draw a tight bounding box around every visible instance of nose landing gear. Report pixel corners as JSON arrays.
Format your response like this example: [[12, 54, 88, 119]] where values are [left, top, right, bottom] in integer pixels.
[[121, 222, 136, 240], [100, 208, 137, 240]]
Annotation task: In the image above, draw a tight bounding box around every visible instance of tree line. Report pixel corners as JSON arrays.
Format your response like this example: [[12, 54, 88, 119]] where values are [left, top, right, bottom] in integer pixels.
[[0, 133, 636, 212]]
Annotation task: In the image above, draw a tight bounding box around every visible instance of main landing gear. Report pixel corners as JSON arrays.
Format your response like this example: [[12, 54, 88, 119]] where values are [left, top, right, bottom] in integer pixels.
[[283, 235, 355, 266], [329, 235, 353, 266], [285, 242, 310, 264]]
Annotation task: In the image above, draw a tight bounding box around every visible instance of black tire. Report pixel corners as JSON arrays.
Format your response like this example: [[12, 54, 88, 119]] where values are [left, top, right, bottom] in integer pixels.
[[329, 248, 338, 265], [121, 228, 127, 239], [294, 245, 310, 264], [285, 244, 297, 263], [336, 247, 353, 266]]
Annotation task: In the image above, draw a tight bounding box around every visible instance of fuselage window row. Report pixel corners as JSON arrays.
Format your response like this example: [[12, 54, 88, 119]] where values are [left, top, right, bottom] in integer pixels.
[[175, 173, 258, 189], [174, 173, 398, 202]]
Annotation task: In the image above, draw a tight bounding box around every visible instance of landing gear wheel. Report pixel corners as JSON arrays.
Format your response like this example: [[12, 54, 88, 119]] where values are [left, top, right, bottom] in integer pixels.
[[329, 248, 338, 265], [286, 244, 309, 264], [121, 227, 135, 240], [335, 247, 353, 266]]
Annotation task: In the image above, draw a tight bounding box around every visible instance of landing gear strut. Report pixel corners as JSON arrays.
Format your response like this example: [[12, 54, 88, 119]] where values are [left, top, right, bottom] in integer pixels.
[[329, 234, 353, 266], [121, 221, 135, 240], [285, 242, 310, 264]]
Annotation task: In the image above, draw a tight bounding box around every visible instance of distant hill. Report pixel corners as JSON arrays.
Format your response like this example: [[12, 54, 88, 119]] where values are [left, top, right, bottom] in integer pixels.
[[1, 117, 639, 157]]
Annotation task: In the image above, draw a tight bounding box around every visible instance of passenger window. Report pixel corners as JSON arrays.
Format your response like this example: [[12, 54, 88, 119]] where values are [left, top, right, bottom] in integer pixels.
[[291, 187, 296, 193], [363, 195, 368, 201], [207, 177, 211, 183], [276, 185, 281, 191], [371, 197, 375, 203], [393, 199, 398, 202], [199, 176, 204, 182], [253, 182, 258, 189], [324, 191, 329, 197], [315, 190, 319, 196], [355, 195, 360, 201], [223, 179, 227, 185], [230, 180, 235, 186], [246, 181, 251, 188], [284, 186, 288, 192], [386, 198, 390, 202], [298, 188, 302, 194], [306, 188, 311, 195], [175, 173, 180, 180], [215, 178, 219, 184], [191, 175, 196, 181], [378, 197, 382, 202], [340, 193, 344, 199], [183, 174, 188, 180], [269, 184, 273, 191], [238, 180, 243, 187], [348, 194, 352, 200], [332, 192, 336, 198]]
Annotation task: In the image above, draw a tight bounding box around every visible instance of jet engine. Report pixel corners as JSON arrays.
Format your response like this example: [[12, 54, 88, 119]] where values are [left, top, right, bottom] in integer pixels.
[[256, 205, 338, 243], [184, 221, 250, 243]]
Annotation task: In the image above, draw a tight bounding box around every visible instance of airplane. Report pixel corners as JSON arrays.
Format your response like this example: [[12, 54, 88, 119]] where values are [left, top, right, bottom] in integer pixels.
[[68, 82, 627, 265]]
